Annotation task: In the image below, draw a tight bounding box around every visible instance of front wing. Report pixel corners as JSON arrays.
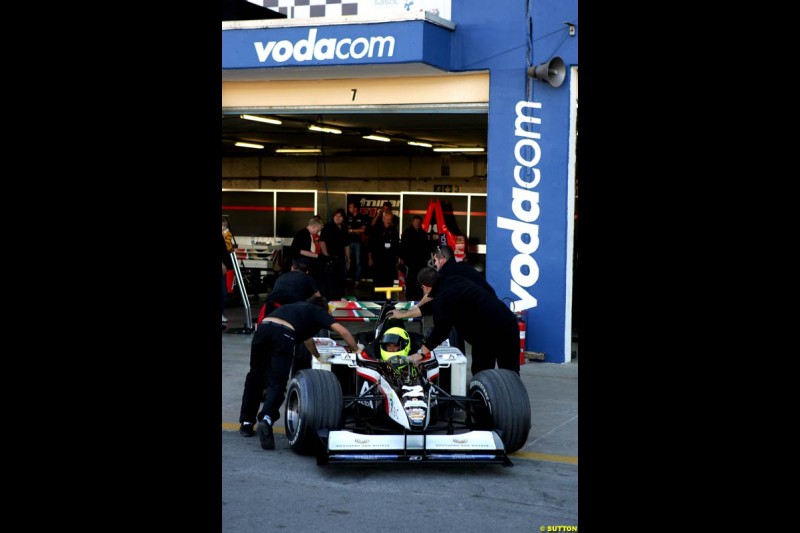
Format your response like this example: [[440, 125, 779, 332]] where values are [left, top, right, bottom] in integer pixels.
[[317, 429, 512, 466]]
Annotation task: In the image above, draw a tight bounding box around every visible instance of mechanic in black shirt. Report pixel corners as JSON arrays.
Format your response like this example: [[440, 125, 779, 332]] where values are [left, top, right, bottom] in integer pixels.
[[255, 258, 323, 373], [239, 296, 362, 450], [261, 258, 321, 316], [434, 244, 495, 296], [418, 244, 495, 353], [388, 267, 520, 377]]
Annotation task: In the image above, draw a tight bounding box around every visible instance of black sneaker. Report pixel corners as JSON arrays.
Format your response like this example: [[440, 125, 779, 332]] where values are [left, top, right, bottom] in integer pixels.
[[239, 423, 255, 437], [257, 421, 275, 450]]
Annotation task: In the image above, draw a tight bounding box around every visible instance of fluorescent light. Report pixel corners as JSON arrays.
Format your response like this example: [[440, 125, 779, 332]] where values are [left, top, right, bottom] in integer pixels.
[[363, 134, 391, 142], [275, 148, 322, 154], [235, 141, 265, 149], [240, 114, 282, 125], [408, 141, 432, 148], [433, 147, 485, 153], [309, 124, 342, 134]]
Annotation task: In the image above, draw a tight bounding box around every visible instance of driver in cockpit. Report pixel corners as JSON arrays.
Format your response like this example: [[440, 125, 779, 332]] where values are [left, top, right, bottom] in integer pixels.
[[379, 327, 412, 360]]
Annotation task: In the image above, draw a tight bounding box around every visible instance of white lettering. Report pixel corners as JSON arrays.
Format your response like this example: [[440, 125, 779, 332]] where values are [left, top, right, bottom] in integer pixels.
[[254, 41, 276, 62], [497, 216, 540, 254], [514, 101, 542, 137], [253, 30, 396, 64], [514, 165, 540, 189], [336, 38, 352, 59], [510, 280, 538, 307], [369, 36, 395, 57], [510, 188, 540, 223], [272, 40, 293, 62], [314, 38, 335, 60], [350, 37, 369, 59], [292, 28, 316, 61], [499, 100, 545, 311], [515, 137, 542, 168]]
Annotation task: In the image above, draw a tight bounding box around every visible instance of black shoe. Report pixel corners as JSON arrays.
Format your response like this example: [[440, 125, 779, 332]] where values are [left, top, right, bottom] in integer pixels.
[[239, 423, 255, 437], [257, 421, 275, 450]]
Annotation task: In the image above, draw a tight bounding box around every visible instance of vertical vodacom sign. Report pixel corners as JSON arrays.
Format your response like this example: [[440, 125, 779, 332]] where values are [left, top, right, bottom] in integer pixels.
[[497, 101, 543, 312]]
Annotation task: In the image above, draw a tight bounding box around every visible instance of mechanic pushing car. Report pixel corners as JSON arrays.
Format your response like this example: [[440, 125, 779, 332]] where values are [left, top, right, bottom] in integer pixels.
[[239, 295, 362, 450], [390, 267, 521, 376]]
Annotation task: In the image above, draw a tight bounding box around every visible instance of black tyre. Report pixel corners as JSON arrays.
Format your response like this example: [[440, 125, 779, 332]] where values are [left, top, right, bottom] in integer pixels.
[[284, 369, 343, 455], [468, 369, 531, 453]]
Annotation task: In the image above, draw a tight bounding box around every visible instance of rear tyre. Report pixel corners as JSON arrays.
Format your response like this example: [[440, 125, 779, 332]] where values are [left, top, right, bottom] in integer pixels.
[[467, 369, 531, 453], [285, 369, 343, 455]]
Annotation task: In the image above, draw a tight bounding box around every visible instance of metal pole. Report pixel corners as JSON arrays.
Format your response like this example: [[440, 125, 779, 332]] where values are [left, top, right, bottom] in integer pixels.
[[227, 250, 255, 334]]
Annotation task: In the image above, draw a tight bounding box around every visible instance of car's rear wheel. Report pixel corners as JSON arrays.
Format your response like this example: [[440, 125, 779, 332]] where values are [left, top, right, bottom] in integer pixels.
[[285, 369, 343, 455], [467, 369, 531, 453]]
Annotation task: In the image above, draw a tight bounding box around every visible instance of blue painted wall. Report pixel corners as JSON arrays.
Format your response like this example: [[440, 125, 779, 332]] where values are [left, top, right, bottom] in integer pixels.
[[449, 0, 578, 362]]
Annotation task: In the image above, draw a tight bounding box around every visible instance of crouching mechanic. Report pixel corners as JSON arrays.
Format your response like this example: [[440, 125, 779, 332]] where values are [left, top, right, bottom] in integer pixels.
[[239, 296, 362, 450]]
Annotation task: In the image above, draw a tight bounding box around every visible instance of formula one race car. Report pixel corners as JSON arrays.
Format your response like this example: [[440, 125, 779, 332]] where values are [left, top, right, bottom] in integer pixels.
[[283, 299, 532, 466]]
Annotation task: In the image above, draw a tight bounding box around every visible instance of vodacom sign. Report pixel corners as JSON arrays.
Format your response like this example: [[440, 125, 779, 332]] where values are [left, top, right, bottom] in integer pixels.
[[254, 28, 396, 64], [497, 101, 544, 312]]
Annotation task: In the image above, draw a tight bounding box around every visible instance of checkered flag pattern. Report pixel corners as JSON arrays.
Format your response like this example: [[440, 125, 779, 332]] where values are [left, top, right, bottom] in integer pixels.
[[259, 0, 359, 18]]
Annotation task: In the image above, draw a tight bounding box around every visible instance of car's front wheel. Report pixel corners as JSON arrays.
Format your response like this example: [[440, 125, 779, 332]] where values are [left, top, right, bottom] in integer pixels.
[[467, 369, 531, 453], [285, 369, 343, 455]]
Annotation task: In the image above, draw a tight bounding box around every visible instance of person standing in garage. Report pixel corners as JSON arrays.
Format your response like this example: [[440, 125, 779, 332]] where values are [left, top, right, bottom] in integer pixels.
[[290, 217, 323, 287], [399, 215, 434, 301], [345, 201, 367, 287], [318, 208, 349, 301], [368, 210, 401, 289]]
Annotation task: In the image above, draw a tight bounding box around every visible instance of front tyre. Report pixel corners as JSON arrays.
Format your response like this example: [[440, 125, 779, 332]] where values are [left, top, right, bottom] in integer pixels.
[[285, 369, 343, 455], [468, 369, 531, 453]]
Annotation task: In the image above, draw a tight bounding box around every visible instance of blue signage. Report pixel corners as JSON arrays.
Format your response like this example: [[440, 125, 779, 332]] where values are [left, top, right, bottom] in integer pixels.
[[223, 21, 452, 70]]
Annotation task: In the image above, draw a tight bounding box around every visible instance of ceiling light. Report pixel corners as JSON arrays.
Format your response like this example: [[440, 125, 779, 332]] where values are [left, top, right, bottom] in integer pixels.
[[235, 141, 265, 149], [275, 148, 322, 154], [363, 134, 391, 142], [433, 147, 485, 153], [408, 141, 432, 148], [309, 124, 342, 134], [239, 114, 282, 125]]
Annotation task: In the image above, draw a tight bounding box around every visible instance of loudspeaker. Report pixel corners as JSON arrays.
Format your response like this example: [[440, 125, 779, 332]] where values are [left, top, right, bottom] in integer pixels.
[[527, 56, 567, 88]]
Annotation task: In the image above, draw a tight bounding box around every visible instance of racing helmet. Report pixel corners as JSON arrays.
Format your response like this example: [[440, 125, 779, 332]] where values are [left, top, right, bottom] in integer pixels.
[[379, 327, 411, 360]]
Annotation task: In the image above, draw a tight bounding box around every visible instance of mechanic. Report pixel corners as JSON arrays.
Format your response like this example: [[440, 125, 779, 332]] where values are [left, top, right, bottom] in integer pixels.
[[256, 257, 322, 374], [416, 244, 496, 353], [259, 258, 321, 318], [434, 244, 495, 296], [389, 267, 520, 376], [239, 296, 363, 450]]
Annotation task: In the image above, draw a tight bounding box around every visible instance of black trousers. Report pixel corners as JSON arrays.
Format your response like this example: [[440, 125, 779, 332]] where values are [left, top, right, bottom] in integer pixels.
[[321, 256, 346, 301], [239, 322, 296, 425], [466, 318, 521, 376]]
